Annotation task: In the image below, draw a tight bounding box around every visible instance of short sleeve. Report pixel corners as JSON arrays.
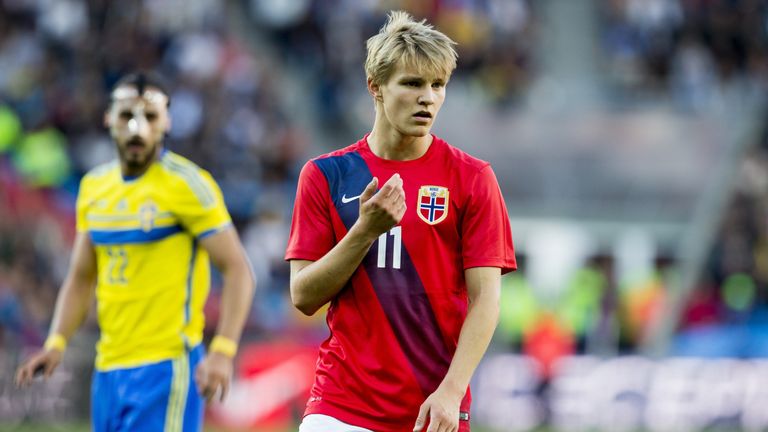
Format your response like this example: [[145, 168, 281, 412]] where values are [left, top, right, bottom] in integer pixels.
[[173, 169, 232, 239], [75, 177, 90, 233], [461, 165, 517, 273], [285, 160, 335, 261]]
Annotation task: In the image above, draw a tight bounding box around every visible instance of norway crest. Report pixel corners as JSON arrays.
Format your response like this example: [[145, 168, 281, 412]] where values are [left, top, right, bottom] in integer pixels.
[[417, 185, 449, 225]]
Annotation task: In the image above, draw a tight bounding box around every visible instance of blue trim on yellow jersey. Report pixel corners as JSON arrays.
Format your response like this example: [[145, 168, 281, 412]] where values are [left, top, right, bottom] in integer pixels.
[[197, 223, 231, 240], [184, 240, 197, 325], [90, 225, 183, 245]]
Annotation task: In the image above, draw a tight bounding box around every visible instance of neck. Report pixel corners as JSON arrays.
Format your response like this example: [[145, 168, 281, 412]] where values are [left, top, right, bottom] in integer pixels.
[[121, 161, 152, 178], [368, 119, 432, 161], [121, 146, 161, 178]]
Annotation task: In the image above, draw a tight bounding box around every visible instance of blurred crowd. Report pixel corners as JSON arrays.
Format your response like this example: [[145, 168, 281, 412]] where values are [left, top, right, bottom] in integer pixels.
[[674, 127, 768, 357], [249, 0, 535, 126], [600, 0, 768, 110], [2, 0, 768, 378], [0, 0, 309, 353]]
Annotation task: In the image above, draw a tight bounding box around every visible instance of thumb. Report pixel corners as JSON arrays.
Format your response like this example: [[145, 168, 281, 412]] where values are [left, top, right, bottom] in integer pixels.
[[413, 404, 429, 432], [360, 177, 378, 204]]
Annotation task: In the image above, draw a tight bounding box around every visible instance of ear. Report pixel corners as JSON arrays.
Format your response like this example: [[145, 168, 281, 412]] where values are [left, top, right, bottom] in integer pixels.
[[103, 110, 111, 128], [367, 78, 382, 102]]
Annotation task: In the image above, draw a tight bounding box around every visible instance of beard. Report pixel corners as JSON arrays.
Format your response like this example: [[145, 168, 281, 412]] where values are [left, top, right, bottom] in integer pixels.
[[118, 137, 157, 173]]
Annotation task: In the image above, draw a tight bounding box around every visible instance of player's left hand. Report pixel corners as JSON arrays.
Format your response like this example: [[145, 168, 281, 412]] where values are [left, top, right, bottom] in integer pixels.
[[194, 351, 233, 403], [413, 385, 462, 432]]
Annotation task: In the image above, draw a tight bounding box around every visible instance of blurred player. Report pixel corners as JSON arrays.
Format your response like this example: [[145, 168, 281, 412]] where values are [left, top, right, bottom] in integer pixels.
[[285, 11, 516, 432], [16, 72, 255, 432]]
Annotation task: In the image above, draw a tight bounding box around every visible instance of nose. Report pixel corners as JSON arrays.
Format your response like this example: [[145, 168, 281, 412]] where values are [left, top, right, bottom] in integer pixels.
[[418, 90, 435, 106], [127, 116, 149, 136]]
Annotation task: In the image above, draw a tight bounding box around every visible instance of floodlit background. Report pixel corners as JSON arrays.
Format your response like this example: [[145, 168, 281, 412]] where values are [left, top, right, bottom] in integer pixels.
[[2, 0, 768, 431]]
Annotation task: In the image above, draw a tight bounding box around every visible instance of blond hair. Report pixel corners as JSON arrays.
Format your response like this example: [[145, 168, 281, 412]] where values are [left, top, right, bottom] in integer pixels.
[[365, 11, 458, 85]]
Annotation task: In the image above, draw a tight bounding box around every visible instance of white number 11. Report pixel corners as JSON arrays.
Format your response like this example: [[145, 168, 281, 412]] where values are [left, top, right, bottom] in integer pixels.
[[377, 226, 402, 269]]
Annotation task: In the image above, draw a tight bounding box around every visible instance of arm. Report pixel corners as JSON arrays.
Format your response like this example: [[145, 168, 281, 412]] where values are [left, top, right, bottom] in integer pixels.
[[414, 266, 501, 432], [16, 232, 97, 386], [290, 174, 405, 315], [194, 227, 255, 402]]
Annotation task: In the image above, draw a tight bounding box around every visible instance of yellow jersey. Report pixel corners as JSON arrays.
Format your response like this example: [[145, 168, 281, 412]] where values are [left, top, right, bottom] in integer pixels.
[[76, 150, 232, 370]]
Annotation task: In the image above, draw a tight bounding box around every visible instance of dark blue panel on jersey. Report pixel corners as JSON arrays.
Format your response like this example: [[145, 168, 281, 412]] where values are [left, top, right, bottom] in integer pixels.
[[361, 237, 453, 396], [90, 225, 183, 245], [314, 151, 452, 397], [313, 151, 372, 229]]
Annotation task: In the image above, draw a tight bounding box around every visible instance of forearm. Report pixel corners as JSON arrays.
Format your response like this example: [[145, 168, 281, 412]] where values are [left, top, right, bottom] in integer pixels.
[[291, 222, 378, 315], [440, 283, 500, 396], [48, 276, 94, 342], [214, 261, 254, 342]]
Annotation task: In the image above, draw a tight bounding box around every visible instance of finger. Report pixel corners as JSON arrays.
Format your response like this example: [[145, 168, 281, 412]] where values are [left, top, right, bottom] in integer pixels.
[[201, 382, 215, 402], [44, 359, 57, 379], [379, 183, 394, 199], [207, 384, 218, 402], [382, 174, 401, 198], [427, 410, 441, 432], [206, 374, 225, 402], [15, 366, 29, 387], [413, 404, 429, 432], [377, 175, 394, 199], [219, 377, 229, 402], [390, 185, 405, 203], [194, 365, 205, 389], [195, 366, 211, 398], [395, 204, 407, 220], [392, 188, 405, 204], [17, 358, 43, 387], [391, 174, 403, 191], [383, 173, 400, 185], [360, 177, 378, 203]]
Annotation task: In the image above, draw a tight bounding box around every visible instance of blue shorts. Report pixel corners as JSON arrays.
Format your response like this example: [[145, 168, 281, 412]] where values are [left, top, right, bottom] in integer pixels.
[[91, 345, 205, 432]]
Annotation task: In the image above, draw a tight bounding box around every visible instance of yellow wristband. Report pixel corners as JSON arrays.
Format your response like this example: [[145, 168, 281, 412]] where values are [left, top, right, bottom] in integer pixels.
[[44, 334, 67, 352], [210, 335, 238, 358]]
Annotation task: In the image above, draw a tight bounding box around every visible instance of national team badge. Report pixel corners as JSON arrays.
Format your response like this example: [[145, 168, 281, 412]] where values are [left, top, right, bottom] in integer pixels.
[[417, 185, 449, 225], [139, 201, 158, 232]]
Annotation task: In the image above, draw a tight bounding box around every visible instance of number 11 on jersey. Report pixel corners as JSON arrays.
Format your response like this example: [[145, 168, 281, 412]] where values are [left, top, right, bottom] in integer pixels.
[[377, 226, 402, 269]]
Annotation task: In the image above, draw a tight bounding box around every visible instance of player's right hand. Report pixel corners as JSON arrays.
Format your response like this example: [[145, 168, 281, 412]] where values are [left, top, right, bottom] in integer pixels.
[[15, 348, 64, 388], [358, 173, 406, 237]]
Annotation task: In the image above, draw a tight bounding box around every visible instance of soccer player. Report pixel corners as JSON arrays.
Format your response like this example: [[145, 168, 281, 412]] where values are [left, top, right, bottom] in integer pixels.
[[15, 72, 255, 432], [285, 11, 516, 432]]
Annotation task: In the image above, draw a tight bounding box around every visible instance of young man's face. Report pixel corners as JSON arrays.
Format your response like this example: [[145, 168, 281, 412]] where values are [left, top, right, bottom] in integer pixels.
[[375, 62, 448, 138], [105, 85, 170, 171]]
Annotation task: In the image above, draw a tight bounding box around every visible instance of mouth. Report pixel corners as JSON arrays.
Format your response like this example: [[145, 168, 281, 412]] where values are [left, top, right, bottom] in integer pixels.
[[125, 138, 146, 150], [413, 111, 432, 122]]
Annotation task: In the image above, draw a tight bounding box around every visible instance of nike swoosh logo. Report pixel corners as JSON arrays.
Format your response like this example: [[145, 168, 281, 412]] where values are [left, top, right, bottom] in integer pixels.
[[341, 194, 362, 204]]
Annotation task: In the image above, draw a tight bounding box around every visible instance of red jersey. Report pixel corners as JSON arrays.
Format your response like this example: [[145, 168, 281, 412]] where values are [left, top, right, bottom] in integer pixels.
[[285, 135, 516, 431]]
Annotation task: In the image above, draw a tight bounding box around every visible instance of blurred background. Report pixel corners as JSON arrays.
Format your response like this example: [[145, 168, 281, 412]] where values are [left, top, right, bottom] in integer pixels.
[[2, 0, 768, 431]]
